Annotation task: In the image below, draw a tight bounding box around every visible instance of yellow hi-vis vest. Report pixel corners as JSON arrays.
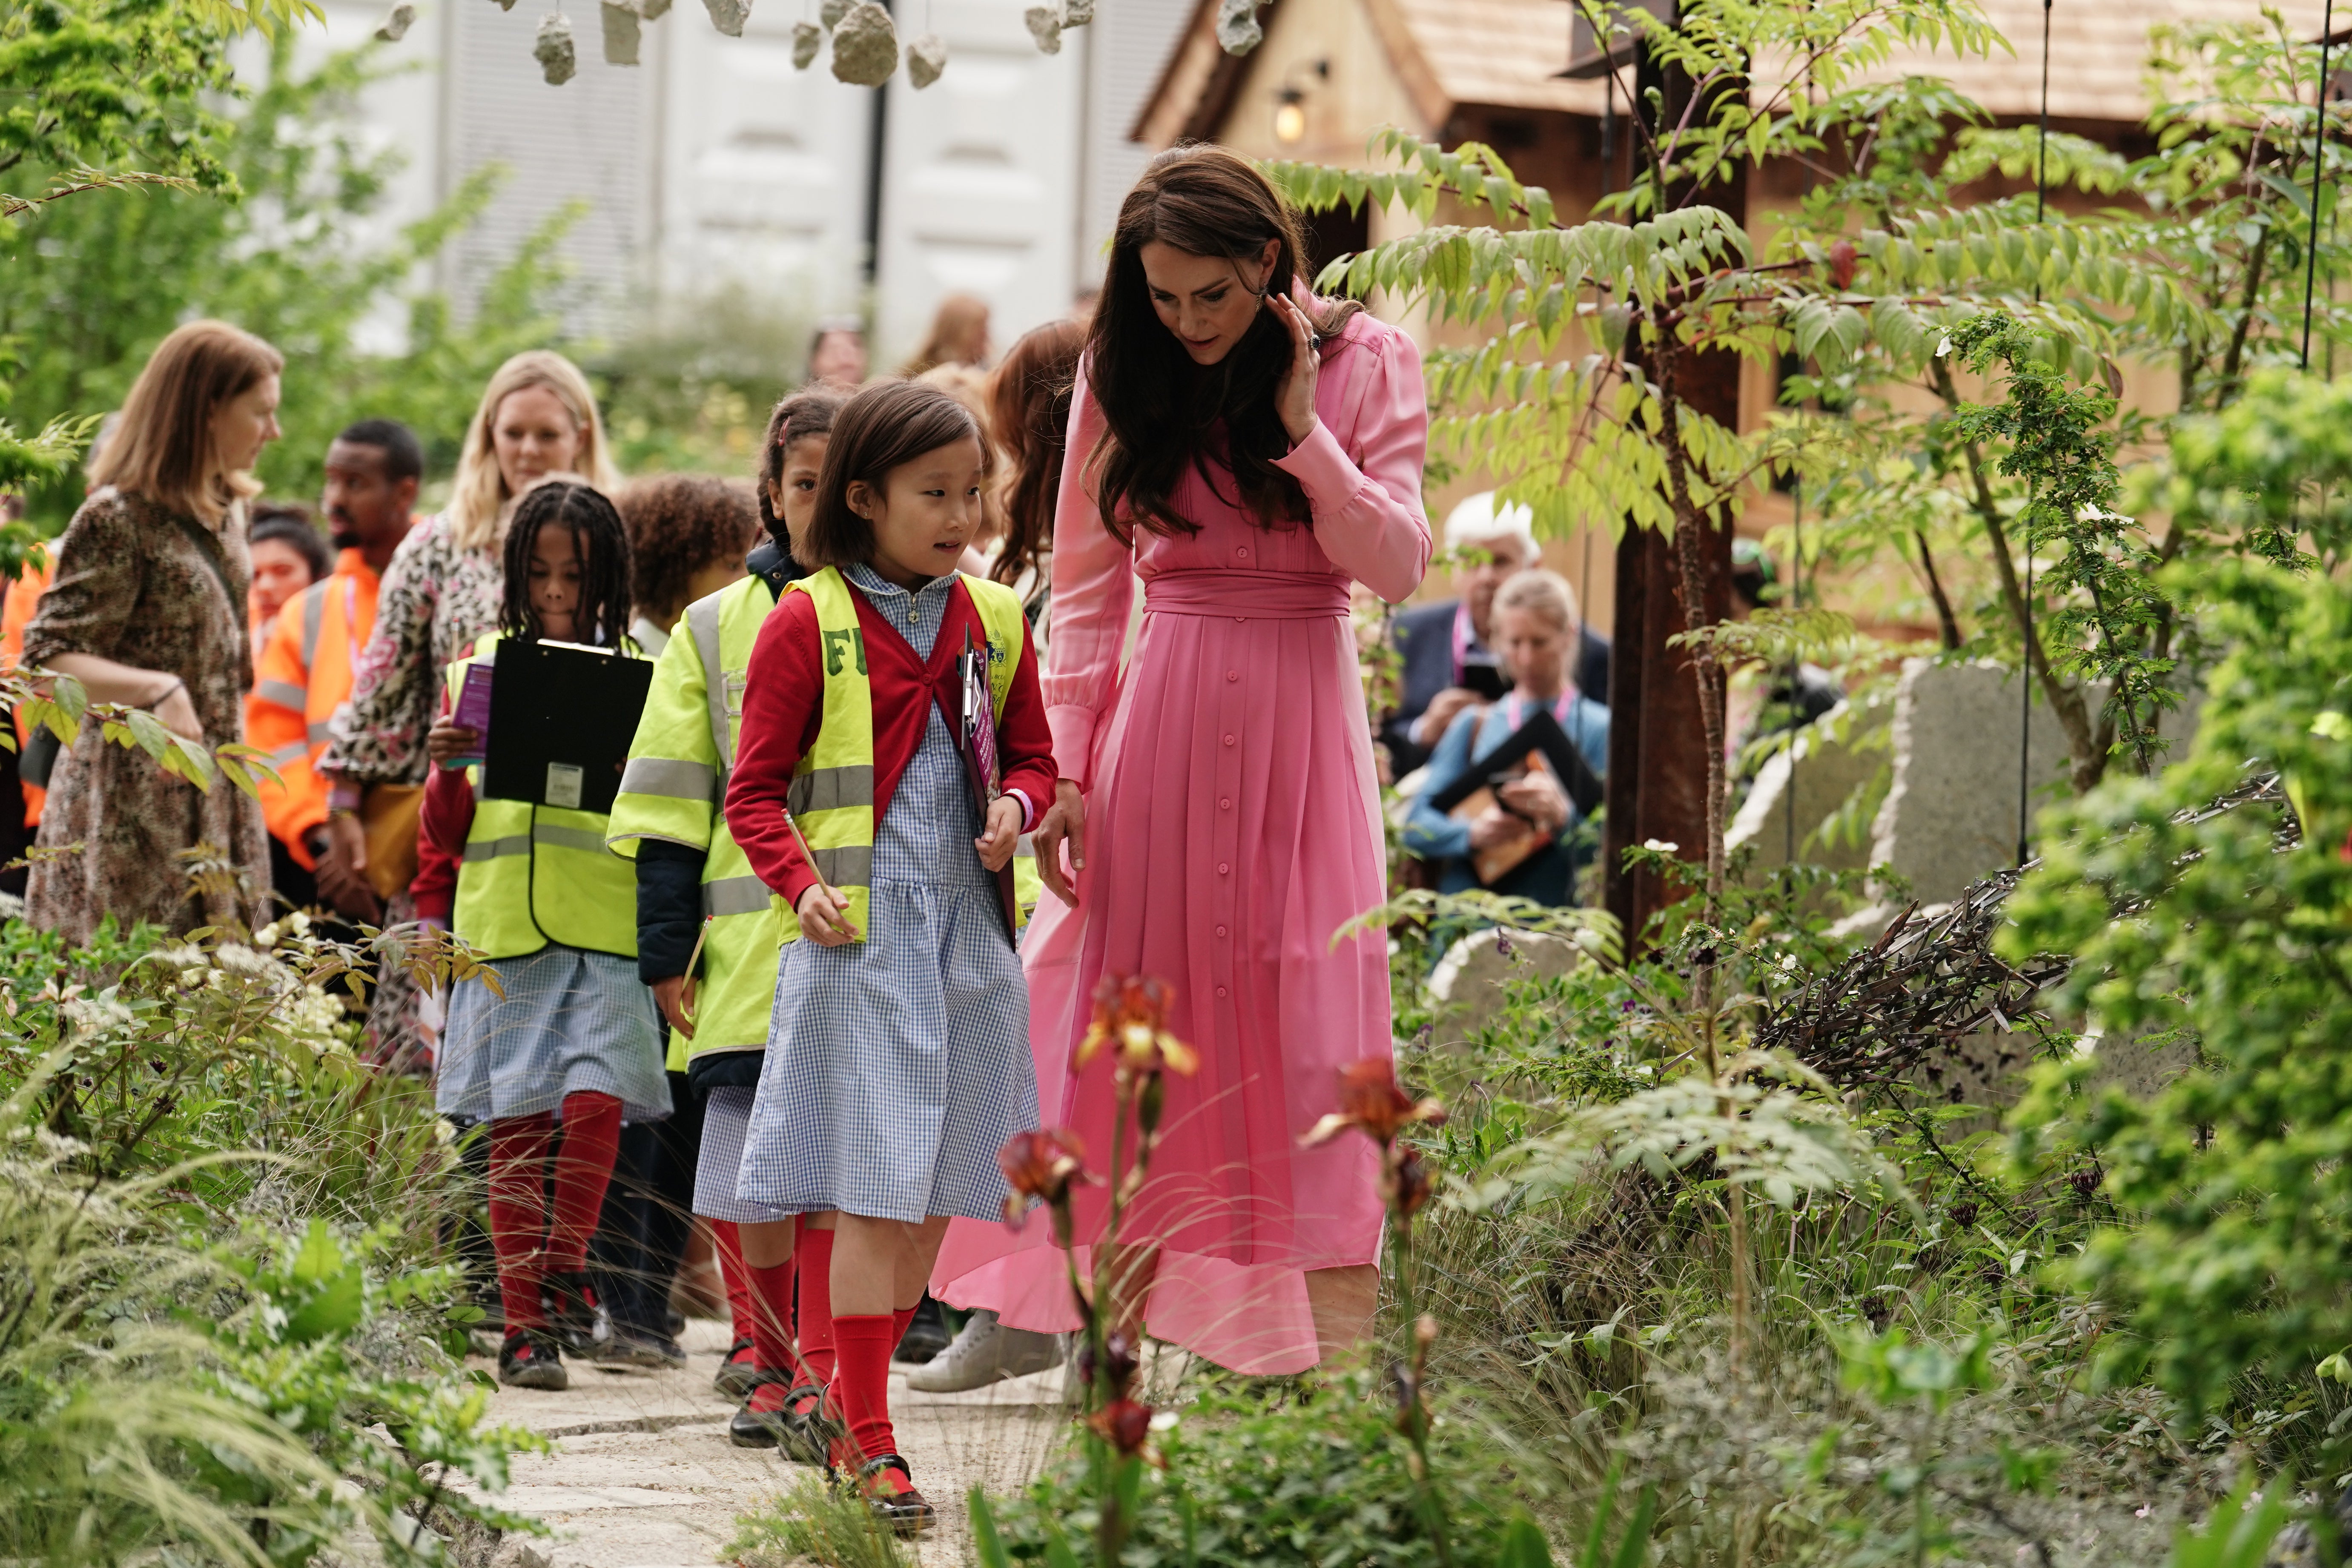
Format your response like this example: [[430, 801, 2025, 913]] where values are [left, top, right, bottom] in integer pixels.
[[446, 634, 640, 962], [787, 566, 1031, 944], [606, 570, 787, 1069]]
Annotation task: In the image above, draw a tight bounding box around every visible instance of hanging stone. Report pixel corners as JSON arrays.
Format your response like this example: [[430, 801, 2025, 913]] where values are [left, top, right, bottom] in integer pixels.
[[490, 0, 517, 14], [905, 30, 945, 86], [534, 11, 577, 82], [600, 0, 641, 63], [374, 1, 416, 38], [791, 18, 822, 66], [819, 0, 848, 28], [701, 0, 748, 35], [639, 0, 671, 18], [1022, 3, 1061, 53], [1214, 0, 1262, 55], [829, 0, 896, 84], [1062, 0, 1093, 24]]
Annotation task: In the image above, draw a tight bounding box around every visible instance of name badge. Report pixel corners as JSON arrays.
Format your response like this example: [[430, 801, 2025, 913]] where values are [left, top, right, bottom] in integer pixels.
[[545, 762, 584, 810]]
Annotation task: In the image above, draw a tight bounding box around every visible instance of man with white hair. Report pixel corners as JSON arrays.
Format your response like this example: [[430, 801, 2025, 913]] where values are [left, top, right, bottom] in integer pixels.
[[1380, 492, 1611, 774]]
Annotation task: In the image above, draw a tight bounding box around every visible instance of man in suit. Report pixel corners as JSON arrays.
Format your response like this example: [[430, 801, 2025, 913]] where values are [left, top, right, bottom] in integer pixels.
[[1381, 493, 1612, 777]]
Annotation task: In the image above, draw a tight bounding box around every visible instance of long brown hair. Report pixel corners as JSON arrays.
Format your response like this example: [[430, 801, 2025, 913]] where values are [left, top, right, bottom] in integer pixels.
[[1086, 146, 1360, 543], [800, 381, 986, 571], [90, 320, 284, 527], [986, 318, 1084, 585]]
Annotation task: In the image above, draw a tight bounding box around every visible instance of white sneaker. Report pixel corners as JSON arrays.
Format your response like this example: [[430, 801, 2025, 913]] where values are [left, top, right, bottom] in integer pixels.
[[903, 1309, 1065, 1392]]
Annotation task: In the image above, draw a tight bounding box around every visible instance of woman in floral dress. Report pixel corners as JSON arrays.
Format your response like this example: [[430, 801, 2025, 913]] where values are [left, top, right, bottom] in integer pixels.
[[315, 350, 620, 1061], [25, 321, 285, 942]]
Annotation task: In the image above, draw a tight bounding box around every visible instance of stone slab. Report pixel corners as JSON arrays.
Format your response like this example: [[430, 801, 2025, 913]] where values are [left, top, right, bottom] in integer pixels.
[[1726, 698, 1890, 877], [444, 1315, 1072, 1566]]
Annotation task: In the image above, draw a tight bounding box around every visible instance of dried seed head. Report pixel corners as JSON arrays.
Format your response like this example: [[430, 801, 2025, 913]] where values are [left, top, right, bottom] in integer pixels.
[[905, 30, 945, 87], [601, 0, 641, 65], [1214, 0, 1262, 54], [830, 0, 897, 84], [533, 12, 577, 83]]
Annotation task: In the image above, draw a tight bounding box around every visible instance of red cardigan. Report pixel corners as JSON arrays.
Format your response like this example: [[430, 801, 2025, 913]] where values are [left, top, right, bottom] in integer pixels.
[[725, 574, 1057, 914], [412, 684, 472, 925]]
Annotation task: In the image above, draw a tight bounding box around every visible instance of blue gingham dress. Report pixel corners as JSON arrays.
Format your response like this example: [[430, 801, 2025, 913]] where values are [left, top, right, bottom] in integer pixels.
[[733, 565, 1039, 1224], [437, 945, 672, 1124]]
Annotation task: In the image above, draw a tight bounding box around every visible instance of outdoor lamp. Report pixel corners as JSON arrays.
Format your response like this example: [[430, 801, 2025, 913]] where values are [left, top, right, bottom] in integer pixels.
[[1274, 88, 1306, 145]]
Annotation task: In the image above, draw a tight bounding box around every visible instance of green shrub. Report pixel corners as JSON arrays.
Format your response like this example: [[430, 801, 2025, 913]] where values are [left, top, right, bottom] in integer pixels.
[[981, 1379, 1549, 1568]]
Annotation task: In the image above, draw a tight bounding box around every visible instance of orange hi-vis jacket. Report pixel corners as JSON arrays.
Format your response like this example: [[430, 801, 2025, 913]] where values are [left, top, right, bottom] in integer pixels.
[[245, 548, 385, 870], [3, 547, 54, 830]]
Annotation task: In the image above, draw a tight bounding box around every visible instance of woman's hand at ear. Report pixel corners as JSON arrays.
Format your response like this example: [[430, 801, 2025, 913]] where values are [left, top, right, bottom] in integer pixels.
[[1266, 291, 1320, 445]]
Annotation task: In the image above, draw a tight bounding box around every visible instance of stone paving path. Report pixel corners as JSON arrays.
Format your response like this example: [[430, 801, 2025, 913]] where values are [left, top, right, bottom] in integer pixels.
[[465, 1319, 1072, 1567]]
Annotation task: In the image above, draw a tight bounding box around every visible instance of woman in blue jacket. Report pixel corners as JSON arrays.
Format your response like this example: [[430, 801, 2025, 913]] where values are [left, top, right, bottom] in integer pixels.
[[1404, 568, 1608, 906]]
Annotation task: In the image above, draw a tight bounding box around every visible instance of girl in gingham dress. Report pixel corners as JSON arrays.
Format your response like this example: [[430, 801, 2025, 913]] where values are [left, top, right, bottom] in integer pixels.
[[723, 381, 1054, 1533]]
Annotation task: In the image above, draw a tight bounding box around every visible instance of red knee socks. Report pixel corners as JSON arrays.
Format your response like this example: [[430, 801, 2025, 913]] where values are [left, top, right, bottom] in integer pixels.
[[545, 1091, 622, 1275], [797, 1226, 838, 1389], [744, 1256, 798, 1413], [486, 1113, 555, 1330], [711, 1219, 758, 1356], [832, 1313, 899, 1466]]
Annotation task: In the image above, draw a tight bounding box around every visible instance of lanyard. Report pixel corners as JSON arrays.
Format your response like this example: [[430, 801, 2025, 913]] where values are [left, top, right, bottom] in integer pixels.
[[1450, 601, 1479, 684]]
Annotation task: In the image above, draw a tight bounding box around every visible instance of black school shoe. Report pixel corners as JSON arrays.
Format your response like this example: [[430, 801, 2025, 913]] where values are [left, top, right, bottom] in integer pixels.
[[857, 1456, 937, 1536], [498, 1329, 569, 1390], [892, 1296, 950, 1364], [714, 1336, 763, 1399], [729, 1376, 830, 1462], [542, 1270, 612, 1358]]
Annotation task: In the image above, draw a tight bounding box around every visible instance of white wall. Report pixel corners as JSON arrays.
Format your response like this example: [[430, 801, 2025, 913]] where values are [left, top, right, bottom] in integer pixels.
[[444, 0, 654, 330], [872, 0, 1084, 369], [1076, 0, 1192, 284], [235, 0, 1189, 360], [651, 0, 876, 314]]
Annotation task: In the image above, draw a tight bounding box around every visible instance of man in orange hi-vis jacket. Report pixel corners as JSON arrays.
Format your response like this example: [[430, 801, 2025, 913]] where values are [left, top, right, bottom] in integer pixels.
[[0, 494, 54, 889], [246, 420, 420, 917]]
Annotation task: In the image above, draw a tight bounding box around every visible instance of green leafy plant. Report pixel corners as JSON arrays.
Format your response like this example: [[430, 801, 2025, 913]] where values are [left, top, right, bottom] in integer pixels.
[[2001, 375, 2352, 1419]]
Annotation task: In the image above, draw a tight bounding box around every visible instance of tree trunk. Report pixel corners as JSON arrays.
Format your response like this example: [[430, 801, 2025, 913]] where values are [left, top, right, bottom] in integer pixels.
[[1600, 27, 1746, 957]]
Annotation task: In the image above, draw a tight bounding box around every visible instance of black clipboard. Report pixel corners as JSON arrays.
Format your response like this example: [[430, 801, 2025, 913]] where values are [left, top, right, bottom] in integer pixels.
[[482, 638, 653, 816], [944, 627, 1020, 942], [1426, 705, 1605, 821]]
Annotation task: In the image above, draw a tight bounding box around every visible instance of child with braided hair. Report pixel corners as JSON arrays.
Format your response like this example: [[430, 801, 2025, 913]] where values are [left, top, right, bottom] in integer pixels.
[[416, 478, 670, 1389]]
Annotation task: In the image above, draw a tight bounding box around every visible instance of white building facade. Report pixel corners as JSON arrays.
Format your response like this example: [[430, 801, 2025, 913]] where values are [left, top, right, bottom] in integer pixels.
[[269, 0, 1191, 366]]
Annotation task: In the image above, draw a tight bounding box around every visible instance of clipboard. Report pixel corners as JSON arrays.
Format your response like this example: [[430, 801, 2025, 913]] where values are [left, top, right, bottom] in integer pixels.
[[482, 638, 653, 815], [944, 626, 1020, 942], [1426, 705, 1605, 820]]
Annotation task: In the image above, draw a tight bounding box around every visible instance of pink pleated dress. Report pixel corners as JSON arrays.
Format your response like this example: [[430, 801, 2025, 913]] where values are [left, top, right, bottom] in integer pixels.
[[929, 309, 1432, 1373]]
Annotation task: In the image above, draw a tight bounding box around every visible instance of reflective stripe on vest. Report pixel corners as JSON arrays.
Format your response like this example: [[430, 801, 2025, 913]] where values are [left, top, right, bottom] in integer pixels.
[[607, 573, 789, 1059], [687, 593, 734, 792], [780, 567, 1027, 945], [447, 633, 640, 961], [301, 581, 326, 670]]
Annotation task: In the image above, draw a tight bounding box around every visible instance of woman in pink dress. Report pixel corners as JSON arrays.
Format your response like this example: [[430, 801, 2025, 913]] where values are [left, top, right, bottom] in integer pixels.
[[930, 147, 1430, 1373]]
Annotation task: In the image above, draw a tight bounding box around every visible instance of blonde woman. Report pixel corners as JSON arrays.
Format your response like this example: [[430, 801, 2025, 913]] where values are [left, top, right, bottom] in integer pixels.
[[23, 320, 283, 940], [316, 351, 617, 1065]]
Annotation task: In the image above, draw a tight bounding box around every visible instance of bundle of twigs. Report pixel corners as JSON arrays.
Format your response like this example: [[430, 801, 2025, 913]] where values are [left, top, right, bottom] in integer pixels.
[[1758, 772, 2294, 1098]]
